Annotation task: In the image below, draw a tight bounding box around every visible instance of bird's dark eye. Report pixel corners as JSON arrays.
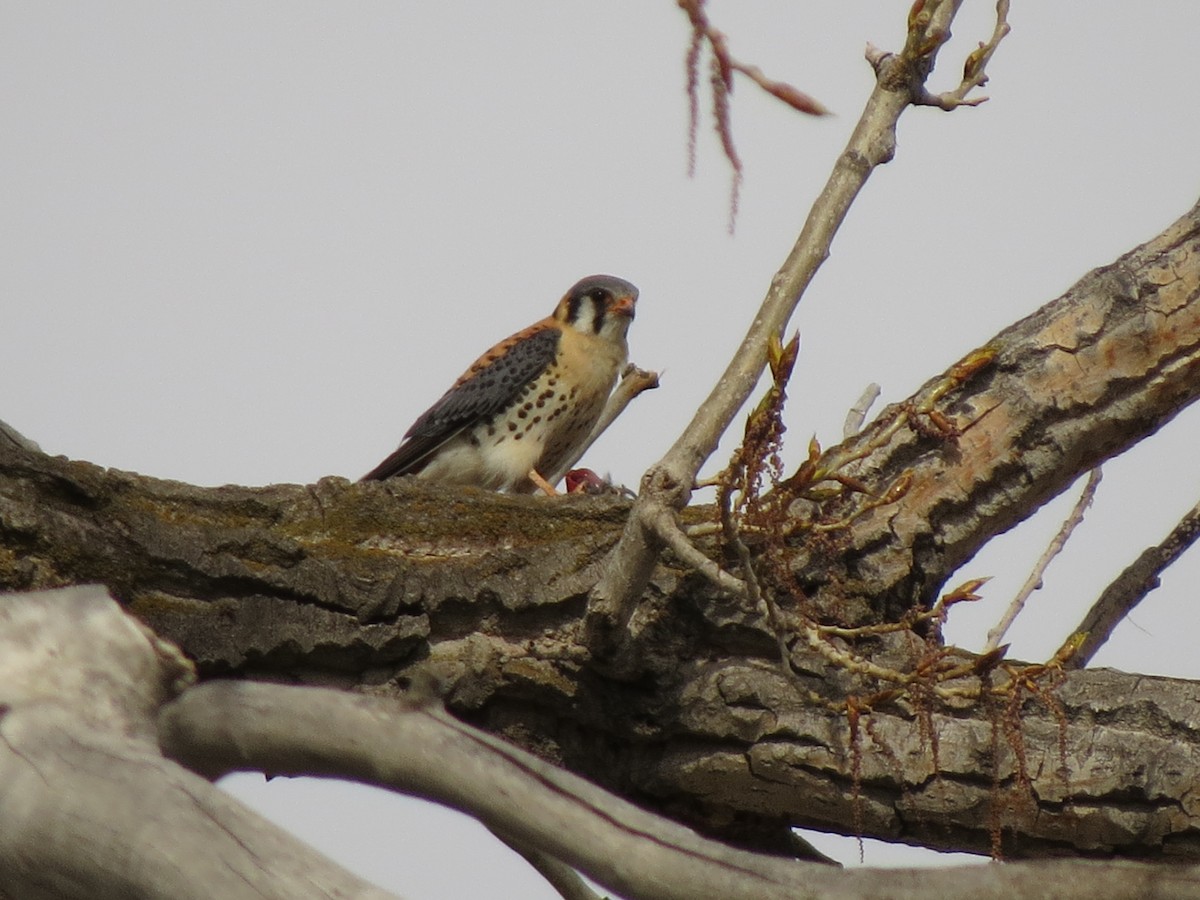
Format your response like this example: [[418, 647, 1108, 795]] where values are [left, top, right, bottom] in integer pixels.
[[591, 290, 610, 304]]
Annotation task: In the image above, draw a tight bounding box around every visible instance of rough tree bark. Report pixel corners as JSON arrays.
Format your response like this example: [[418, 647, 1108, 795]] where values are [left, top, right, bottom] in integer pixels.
[[3, 197, 1200, 898], [6, 2, 1200, 894]]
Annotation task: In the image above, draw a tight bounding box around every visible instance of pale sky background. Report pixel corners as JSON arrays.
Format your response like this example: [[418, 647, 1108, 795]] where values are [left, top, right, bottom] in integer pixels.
[[3, 3, 1200, 897]]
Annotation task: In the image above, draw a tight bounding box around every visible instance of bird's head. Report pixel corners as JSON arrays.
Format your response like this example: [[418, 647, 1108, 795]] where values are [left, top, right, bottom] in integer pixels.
[[554, 274, 638, 344]]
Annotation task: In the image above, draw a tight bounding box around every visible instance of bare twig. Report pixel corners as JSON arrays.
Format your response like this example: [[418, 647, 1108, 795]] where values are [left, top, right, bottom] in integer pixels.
[[719, 492, 796, 677], [984, 468, 1103, 652], [843, 383, 881, 438], [1065, 495, 1200, 669], [728, 60, 830, 118], [547, 364, 659, 486], [914, 0, 1012, 110]]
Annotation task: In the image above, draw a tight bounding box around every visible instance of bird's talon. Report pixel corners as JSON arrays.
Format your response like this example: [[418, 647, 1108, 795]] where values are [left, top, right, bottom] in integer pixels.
[[528, 469, 559, 496]]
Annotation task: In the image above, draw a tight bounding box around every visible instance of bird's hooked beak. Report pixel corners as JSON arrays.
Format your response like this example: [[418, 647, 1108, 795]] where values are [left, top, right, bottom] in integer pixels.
[[611, 294, 637, 320]]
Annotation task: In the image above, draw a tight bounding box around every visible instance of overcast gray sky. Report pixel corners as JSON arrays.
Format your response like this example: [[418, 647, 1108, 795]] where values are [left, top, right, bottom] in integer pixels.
[[3, 3, 1199, 896]]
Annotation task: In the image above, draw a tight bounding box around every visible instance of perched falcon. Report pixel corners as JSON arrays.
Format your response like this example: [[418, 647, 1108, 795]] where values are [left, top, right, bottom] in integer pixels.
[[361, 274, 638, 493]]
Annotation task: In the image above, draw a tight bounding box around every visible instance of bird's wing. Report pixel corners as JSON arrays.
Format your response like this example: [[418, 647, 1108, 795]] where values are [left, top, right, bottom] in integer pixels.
[[360, 324, 561, 481]]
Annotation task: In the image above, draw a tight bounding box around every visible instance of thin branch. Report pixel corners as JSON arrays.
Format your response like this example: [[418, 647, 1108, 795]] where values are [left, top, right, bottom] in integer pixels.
[[984, 468, 1103, 652], [720, 494, 794, 676], [1066, 494, 1200, 669], [546, 364, 659, 486], [914, 0, 1012, 110], [728, 59, 830, 117], [674, 0, 973, 477], [651, 506, 750, 598], [843, 383, 881, 438], [662, 51, 906, 485]]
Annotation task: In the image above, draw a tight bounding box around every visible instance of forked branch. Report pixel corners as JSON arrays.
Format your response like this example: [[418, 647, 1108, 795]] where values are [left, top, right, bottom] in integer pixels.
[[589, 0, 1008, 647]]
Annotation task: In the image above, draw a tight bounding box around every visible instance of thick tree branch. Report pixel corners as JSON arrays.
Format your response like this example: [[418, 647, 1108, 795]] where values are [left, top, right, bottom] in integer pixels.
[[797, 197, 1200, 623], [0, 586, 396, 900], [2, 199, 1200, 863], [157, 677, 1200, 900], [6, 587, 1199, 900], [161, 680, 837, 900]]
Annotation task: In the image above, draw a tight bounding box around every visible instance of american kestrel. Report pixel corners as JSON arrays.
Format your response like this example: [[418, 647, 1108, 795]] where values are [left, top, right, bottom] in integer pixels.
[[361, 274, 638, 493]]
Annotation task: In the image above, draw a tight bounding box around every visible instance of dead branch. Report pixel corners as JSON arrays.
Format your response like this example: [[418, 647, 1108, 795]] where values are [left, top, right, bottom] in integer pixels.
[[843, 384, 882, 439], [1066, 495, 1200, 668], [985, 468, 1103, 652]]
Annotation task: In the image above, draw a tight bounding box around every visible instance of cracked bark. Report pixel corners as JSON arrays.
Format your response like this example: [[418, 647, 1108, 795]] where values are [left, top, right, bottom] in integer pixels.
[[2, 200, 1200, 876]]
